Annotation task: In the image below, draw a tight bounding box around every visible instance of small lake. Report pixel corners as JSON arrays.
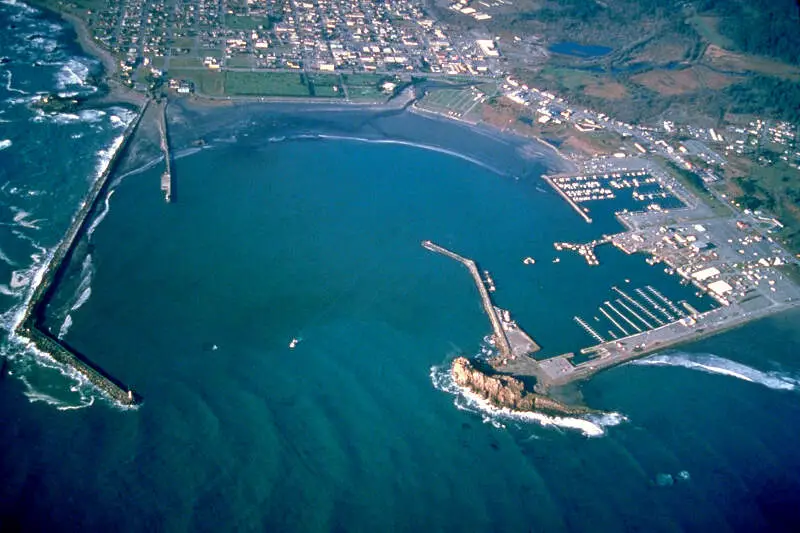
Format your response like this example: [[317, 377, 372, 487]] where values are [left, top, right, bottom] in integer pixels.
[[549, 41, 612, 58]]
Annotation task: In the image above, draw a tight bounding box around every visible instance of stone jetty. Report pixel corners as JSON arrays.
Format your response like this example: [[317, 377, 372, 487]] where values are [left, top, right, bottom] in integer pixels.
[[15, 100, 150, 406]]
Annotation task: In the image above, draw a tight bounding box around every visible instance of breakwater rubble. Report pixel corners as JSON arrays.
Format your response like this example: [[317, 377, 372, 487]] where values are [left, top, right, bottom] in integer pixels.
[[15, 99, 150, 406]]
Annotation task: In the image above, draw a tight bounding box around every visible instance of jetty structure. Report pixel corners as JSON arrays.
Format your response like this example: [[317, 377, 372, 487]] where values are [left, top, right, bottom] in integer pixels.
[[542, 174, 592, 223], [14, 100, 151, 406], [157, 100, 173, 202], [422, 241, 540, 360]]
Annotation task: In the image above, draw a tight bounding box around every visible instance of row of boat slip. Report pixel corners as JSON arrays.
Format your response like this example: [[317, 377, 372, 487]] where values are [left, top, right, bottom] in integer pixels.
[[608, 176, 658, 189], [573, 284, 693, 345]]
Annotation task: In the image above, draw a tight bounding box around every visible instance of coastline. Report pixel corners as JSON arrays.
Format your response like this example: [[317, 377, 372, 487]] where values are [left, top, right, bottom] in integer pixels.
[[28, 0, 146, 107], [30, 0, 574, 175]]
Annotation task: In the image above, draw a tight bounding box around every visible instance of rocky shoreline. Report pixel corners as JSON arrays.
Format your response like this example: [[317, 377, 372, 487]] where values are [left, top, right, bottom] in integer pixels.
[[451, 357, 601, 417]]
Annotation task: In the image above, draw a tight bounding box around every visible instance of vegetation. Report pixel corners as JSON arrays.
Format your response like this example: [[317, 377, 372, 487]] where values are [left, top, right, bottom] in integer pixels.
[[224, 71, 310, 97]]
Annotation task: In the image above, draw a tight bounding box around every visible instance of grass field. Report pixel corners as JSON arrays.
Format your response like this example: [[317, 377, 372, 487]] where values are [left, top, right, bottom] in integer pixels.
[[421, 86, 486, 116], [225, 71, 310, 96], [226, 56, 254, 68], [226, 15, 270, 31], [167, 56, 204, 69]]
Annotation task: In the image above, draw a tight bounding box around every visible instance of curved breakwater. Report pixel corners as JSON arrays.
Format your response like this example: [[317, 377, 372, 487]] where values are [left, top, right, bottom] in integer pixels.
[[15, 98, 150, 406]]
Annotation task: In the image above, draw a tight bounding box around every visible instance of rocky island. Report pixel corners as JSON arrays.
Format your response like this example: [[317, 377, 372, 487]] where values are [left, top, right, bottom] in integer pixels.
[[451, 357, 600, 417]]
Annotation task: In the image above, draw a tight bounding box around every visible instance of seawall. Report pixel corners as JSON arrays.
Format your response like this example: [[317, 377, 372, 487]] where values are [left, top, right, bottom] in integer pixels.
[[422, 240, 513, 358], [16, 99, 150, 406]]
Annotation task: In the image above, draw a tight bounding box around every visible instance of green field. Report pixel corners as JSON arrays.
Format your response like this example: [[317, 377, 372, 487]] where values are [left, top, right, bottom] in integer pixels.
[[167, 56, 204, 69], [224, 71, 310, 96], [307, 74, 344, 98], [226, 56, 254, 68], [226, 15, 270, 31], [420, 86, 486, 118]]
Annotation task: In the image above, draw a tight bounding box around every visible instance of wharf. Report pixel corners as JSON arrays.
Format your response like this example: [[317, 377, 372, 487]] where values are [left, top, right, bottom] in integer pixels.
[[422, 241, 513, 358], [158, 100, 172, 202], [15, 100, 150, 406], [543, 175, 593, 223]]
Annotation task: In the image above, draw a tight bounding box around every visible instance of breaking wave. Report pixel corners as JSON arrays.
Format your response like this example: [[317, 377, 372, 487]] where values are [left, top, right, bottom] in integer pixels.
[[95, 135, 124, 178], [631, 352, 800, 391], [293, 133, 507, 176], [430, 363, 625, 437], [55, 58, 90, 89], [0, 139, 11, 150]]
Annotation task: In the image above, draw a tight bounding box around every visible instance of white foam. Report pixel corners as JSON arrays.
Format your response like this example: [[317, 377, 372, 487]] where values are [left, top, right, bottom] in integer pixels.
[[87, 189, 114, 237], [0, 139, 11, 150], [55, 58, 89, 89], [0, 284, 18, 296], [95, 135, 124, 178], [27, 35, 57, 53], [307, 133, 505, 176], [57, 314, 72, 339], [0, 0, 37, 13], [430, 363, 625, 437], [631, 352, 799, 391], [78, 109, 106, 122], [4, 70, 28, 95], [11, 207, 43, 230]]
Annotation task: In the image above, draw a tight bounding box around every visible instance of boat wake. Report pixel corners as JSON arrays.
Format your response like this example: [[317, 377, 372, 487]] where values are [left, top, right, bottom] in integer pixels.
[[630, 351, 800, 391], [429, 362, 625, 438]]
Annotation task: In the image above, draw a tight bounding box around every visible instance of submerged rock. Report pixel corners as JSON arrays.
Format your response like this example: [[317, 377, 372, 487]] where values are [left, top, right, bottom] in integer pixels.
[[451, 357, 600, 416]]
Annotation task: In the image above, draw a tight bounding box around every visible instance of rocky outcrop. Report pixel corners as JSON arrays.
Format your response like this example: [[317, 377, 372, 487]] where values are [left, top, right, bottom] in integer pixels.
[[451, 357, 598, 416]]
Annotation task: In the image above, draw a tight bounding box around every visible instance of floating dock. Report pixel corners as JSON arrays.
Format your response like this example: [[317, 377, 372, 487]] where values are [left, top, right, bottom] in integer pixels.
[[422, 241, 515, 358], [15, 100, 150, 406]]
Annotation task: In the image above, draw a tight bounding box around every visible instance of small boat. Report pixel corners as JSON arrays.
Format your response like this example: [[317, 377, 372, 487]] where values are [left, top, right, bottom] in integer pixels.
[[289, 338, 299, 349]]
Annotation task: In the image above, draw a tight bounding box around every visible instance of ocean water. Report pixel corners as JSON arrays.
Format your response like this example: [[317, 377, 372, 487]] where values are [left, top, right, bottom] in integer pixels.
[[2, 1, 800, 531]]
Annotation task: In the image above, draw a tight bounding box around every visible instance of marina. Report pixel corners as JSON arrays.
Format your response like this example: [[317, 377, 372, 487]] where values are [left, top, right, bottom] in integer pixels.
[[544, 169, 683, 224]]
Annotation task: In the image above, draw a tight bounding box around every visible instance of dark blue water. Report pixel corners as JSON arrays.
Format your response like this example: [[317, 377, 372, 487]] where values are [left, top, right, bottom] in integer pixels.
[[549, 42, 613, 58], [2, 2, 800, 532]]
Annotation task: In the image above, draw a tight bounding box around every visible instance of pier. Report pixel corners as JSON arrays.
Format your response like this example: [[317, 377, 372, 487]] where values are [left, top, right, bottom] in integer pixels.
[[423, 240, 512, 358], [554, 236, 611, 266], [613, 286, 664, 326], [157, 100, 173, 202], [15, 100, 150, 406], [543, 175, 593, 223]]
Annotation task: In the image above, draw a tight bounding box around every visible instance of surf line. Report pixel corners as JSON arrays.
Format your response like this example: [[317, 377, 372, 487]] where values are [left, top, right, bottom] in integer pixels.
[[14, 99, 152, 406]]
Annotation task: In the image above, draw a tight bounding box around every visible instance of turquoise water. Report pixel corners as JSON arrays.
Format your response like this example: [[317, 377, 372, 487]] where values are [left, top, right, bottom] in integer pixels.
[[3, 1, 800, 531]]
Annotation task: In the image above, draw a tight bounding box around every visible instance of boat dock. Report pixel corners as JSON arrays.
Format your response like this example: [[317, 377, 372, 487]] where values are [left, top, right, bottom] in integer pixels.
[[554, 235, 611, 266], [157, 100, 172, 202], [15, 100, 149, 406]]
